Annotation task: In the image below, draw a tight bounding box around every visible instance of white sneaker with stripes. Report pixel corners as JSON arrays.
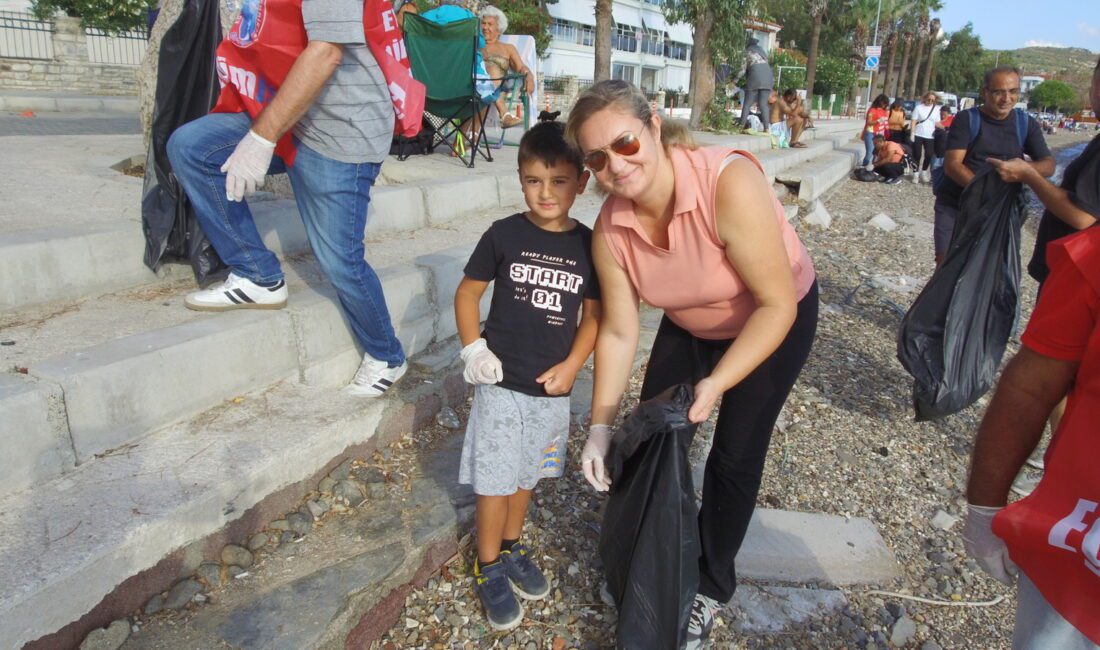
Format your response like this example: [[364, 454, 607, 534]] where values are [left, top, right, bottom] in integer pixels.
[[347, 354, 407, 397], [184, 273, 288, 311]]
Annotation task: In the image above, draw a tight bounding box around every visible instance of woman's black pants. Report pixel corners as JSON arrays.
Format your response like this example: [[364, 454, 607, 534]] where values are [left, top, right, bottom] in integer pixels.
[[913, 135, 936, 171], [638, 281, 818, 603]]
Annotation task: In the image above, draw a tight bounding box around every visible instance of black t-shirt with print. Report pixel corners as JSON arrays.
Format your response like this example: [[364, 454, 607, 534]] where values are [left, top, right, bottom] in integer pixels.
[[464, 213, 601, 396], [938, 109, 1052, 208]]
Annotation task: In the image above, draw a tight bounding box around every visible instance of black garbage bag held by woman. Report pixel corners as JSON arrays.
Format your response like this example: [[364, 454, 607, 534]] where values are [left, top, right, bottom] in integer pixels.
[[599, 384, 701, 650]]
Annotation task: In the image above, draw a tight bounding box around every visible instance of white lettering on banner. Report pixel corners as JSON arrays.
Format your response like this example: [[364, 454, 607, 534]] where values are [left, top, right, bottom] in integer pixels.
[[509, 263, 583, 293], [388, 81, 406, 118], [216, 56, 229, 84], [532, 289, 563, 312], [382, 8, 397, 32], [385, 37, 407, 62], [1048, 498, 1100, 576], [216, 60, 257, 99]]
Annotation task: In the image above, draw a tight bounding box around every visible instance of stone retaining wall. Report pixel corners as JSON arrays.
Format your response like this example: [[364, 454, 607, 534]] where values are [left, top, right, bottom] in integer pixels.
[[0, 16, 138, 95]]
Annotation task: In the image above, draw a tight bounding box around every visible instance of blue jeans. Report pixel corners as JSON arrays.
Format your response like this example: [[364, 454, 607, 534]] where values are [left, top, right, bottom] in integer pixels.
[[862, 131, 875, 166], [167, 112, 405, 366]]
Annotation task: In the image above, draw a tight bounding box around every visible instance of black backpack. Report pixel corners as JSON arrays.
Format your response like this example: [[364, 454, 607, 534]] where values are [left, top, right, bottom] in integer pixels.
[[390, 129, 432, 160]]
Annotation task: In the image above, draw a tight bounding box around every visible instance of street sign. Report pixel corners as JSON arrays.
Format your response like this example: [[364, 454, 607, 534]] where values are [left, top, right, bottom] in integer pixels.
[[865, 45, 882, 57], [865, 55, 880, 71]]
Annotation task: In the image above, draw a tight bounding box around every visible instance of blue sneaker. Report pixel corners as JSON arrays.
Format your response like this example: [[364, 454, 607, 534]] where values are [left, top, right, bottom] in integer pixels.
[[501, 542, 550, 600], [474, 559, 524, 631]]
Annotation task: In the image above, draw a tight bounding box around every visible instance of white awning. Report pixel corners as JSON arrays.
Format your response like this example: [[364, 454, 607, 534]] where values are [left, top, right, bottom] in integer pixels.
[[666, 20, 692, 44], [547, 0, 596, 27], [640, 9, 666, 32], [613, 6, 643, 29]]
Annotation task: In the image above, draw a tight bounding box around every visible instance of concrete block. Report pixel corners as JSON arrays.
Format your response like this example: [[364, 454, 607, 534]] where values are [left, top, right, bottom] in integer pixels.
[[2, 96, 57, 112], [54, 97, 105, 112], [0, 374, 75, 498], [366, 185, 427, 235], [421, 176, 500, 226], [0, 382, 390, 648], [415, 244, 491, 340], [496, 173, 524, 208], [738, 509, 899, 585], [251, 200, 311, 261], [99, 97, 139, 113], [285, 287, 359, 387], [29, 311, 301, 463], [0, 225, 155, 313]]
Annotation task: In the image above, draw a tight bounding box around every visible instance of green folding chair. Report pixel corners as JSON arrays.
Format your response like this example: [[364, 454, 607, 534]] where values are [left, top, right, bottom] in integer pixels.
[[403, 14, 522, 167]]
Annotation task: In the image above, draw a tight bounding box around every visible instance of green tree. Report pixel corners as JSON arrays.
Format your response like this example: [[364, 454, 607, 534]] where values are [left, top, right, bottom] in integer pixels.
[[493, 0, 553, 57], [803, 0, 828, 101], [932, 23, 984, 95], [813, 54, 858, 96], [1030, 79, 1081, 113], [772, 49, 806, 93], [664, 0, 751, 127], [31, 0, 155, 32]]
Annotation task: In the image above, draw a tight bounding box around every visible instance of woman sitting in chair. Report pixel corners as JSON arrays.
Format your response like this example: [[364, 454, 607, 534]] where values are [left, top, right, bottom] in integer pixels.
[[478, 6, 534, 128]]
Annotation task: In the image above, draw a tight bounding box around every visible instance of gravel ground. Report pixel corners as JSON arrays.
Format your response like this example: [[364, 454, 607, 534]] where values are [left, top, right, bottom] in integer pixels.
[[377, 132, 1094, 650]]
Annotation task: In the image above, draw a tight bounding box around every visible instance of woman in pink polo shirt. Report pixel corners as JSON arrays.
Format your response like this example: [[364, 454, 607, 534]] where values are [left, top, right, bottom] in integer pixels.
[[565, 80, 818, 647]]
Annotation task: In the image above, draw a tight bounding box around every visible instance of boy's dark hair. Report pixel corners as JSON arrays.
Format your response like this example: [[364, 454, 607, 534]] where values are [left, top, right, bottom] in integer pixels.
[[873, 134, 886, 142], [782, 88, 797, 100], [518, 121, 585, 176]]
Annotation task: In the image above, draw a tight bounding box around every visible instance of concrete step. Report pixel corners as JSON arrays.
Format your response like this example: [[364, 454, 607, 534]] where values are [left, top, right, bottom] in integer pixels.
[[775, 143, 866, 202], [0, 92, 139, 114]]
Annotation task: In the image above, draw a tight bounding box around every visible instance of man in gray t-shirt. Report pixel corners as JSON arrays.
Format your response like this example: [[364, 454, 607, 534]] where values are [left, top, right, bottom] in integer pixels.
[[168, 0, 408, 397]]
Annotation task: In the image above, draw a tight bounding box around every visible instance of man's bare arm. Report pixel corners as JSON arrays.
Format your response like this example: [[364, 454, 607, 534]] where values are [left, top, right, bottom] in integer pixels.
[[250, 40, 344, 142]]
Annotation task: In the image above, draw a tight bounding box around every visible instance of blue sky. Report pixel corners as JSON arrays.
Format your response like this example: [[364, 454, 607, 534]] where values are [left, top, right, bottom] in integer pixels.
[[934, 0, 1099, 51]]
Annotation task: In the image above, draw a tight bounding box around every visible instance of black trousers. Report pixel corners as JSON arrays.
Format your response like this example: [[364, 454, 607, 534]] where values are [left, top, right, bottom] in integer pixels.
[[913, 135, 936, 171], [875, 162, 905, 180], [639, 280, 819, 602]]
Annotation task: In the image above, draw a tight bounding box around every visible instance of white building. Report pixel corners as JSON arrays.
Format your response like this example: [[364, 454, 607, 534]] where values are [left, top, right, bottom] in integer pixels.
[[1021, 75, 1045, 95], [542, 0, 694, 96]]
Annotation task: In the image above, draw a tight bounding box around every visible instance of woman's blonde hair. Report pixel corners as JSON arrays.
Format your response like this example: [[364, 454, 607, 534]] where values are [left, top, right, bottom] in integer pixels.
[[565, 79, 696, 153]]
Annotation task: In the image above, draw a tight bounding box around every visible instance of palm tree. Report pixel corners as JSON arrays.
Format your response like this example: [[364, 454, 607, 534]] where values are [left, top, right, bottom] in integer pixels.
[[907, 0, 943, 96], [921, 17, 942, 92], [804, 0, 828, 100], [846, 0, 880, 114], [594, 0, 612, 81], [895, 26, 913, 97], [687, 8, 715, 127]]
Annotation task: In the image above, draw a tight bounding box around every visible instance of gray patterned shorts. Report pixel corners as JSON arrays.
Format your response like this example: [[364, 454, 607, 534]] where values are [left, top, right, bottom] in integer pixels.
[[459, 384, 570, 496]]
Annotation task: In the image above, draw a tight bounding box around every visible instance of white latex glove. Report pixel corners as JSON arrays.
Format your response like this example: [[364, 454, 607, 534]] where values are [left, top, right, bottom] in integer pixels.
[[581, 424, 613, 492], [460, 338, 503, 385], [962, 503, 1018, 586], [221, 129, 276, 202]]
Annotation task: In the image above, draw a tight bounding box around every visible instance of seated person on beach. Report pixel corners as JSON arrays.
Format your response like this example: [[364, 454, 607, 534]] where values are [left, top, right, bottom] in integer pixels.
[[872, 135, 906, 184], [769, 89, 809, 147], [479, 6, 534, 128]]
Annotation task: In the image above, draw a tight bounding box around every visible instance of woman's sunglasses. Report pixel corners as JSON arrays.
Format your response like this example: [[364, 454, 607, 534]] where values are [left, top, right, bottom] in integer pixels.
[[583, 131, 642, 172]]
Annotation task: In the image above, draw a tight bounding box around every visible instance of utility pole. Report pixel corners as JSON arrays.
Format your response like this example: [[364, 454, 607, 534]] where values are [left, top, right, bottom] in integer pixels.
[[866, 0, 883, 106]]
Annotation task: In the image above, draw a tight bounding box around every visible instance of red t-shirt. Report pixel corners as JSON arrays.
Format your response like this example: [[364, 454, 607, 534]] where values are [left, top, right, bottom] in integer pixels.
[[996, 227, 1100, 644], [941, 115, 954, 129], [867, 107, 889, 136]]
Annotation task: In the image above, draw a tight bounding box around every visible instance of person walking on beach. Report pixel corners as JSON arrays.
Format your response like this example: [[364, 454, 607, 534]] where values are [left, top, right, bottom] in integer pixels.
[[933, 66, 1054, 265], [566, 80, 818, 649], [739, 38, 774, 133]]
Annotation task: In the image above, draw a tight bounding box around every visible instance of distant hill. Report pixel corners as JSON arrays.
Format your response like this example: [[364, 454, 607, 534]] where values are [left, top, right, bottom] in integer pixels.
[[1005, 46, 1097, 76]]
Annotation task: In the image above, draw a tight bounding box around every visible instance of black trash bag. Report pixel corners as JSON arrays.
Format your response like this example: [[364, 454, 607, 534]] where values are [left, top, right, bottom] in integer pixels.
[[141, 0, 226, 285], [853, 167, 880, 182], [897, 167, 1027, 421], [599, 384, 701, 650]]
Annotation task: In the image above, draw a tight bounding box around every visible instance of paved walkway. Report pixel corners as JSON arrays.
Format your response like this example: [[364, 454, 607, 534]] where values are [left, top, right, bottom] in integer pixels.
[[0, 111, 141, 136]]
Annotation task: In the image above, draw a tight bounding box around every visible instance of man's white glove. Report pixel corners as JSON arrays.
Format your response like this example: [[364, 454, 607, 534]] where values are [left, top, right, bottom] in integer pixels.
[[460, 338, 503, 385], [581, 424, 613, 492], [221, 129, 276, 202], [962, 503, 1018, 585]]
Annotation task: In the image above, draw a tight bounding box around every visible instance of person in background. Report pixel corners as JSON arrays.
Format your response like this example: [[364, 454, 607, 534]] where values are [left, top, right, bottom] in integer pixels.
[[888, 100, 909, 145], [738, 38, 774, 133], [392, 0, 418, 30], [768, 89, 807, 148], [862, 94, 890, 170], [933, 66, 1054, 266], [909, 92, 941, 183], [872, 134, 906, 184], [566, 80, 817, 650], [478, 6, 535, 128], [454, 121, 600, 631]]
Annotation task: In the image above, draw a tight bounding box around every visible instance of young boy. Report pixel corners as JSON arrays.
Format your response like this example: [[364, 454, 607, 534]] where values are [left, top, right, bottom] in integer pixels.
[[872, 134, 907, 184], [454, 121, 601, 631]]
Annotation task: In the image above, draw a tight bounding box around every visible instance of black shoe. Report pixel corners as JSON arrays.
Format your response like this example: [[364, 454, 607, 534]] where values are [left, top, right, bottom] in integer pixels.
[[885, 176, 903, 185], [500, 542, 550, 600], [474, 559, 524, 631]]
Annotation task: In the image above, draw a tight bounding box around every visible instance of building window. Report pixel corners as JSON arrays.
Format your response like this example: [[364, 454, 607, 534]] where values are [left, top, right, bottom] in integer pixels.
[[665, 40, 690, 61], [578, 23, 595, 46], [612, 63, 637, 84], [550, 18, 578, 43], [640, 28, 662, 55], [611, 23, 638, 52]]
